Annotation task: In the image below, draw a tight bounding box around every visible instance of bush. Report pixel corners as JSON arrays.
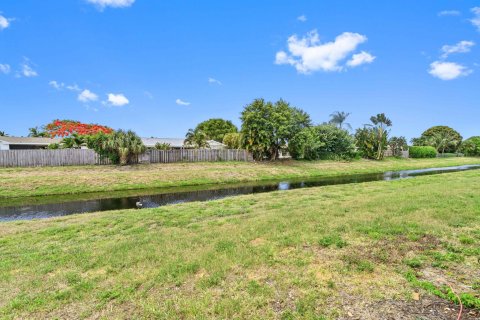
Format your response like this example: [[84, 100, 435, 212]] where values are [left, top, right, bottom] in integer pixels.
[[409, 146, 437, 158], [413, 126, 462, 153], [289, 125, 355, 160], [460, 136, 480, 156], [222, 132, 242, 149]]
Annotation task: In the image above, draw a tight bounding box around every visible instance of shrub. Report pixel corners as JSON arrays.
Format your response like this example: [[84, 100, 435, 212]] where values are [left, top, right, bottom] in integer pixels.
[[222, 132, 242, 149], [354, 113, 392, 160], [155, 142, 171, 150], [460, 136, 480, 156], [413, 126, 462, 153], [409, 146, 437, 158], [289, 125, 355, 160], [388, 136, 407, 157]]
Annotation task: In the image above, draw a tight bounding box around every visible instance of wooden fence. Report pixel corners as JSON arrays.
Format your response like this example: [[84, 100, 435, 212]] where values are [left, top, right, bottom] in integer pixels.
[[0, 149, 252, 167], [0, 149, 111, 167], [149, 149, 252, 163]]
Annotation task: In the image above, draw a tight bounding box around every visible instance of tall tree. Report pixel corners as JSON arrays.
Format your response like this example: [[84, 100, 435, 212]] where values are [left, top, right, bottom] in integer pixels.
[[102, 130, 146, 165], [427, 132, 459, 154], [240, 98, 311, 160], [194, 118, 238, 142], [329, 111, 352, 130], [355, 113, 392, 160], [44, 120, 113, 138], [414, 126, 462, 153]]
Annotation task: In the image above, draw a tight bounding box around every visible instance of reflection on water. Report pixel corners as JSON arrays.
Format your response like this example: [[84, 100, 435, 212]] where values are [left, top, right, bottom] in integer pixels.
[[1, 164, 479, 222]]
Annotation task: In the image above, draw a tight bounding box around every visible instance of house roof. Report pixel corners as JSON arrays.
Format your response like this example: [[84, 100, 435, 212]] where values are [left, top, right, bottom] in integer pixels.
[[141, 137, 226, 148], [0, 136, 62, 145], [141, 137, 186, 148]]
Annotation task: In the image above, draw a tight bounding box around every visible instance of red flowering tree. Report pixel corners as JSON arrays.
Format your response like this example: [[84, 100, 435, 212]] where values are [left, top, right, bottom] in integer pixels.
[[44, 120, 113, 138]]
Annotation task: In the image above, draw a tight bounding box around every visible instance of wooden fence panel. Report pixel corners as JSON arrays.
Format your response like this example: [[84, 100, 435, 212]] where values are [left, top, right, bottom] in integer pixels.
[[148, 149, 252, 163], [0, 149, 111, 167], [0, 149, 252, 167]]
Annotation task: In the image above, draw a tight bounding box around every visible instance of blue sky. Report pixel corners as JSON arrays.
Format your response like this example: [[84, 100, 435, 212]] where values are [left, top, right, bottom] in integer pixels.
[[1, 1, 479, 140]]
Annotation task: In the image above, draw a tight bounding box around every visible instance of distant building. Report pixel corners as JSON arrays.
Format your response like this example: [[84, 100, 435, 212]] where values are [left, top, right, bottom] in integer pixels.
[[141, 137, 227, 150], [0, 136, 61, 150], [0, 136, 227, 151]]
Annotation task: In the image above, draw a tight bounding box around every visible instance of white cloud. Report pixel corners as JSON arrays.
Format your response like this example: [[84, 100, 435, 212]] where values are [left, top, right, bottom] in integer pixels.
[[0, 15, 11, 30], [275, 30, 371, 73], [208, 77, 222, 85], [49, 80, 65, 90], [297, 15, 307, 22], [86, 0, 135, 9], [66, 84, 81, 91], [0, 64, 10, 74], [107, 93, 129, 106], [438, 10, 461, 17], [441, 40, 475, 58], [78, 89, 99, 102], [176, 99, 190, 106], [346, 51, 376, 67], [471, 7, 480, 32], [429, 61, 472, 80], [20, 60, 38, 77]]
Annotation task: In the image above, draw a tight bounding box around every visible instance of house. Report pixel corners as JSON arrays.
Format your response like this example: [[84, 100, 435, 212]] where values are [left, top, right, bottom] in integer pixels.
[[0, 136, 62, 150], [141, 137, 227, 150], [0, 136, 227, 151]]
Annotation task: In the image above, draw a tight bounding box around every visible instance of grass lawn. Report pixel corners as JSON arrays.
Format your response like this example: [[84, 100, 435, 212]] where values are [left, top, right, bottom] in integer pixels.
[[1, 170, 480, 319], [1, 157, 479, 198]]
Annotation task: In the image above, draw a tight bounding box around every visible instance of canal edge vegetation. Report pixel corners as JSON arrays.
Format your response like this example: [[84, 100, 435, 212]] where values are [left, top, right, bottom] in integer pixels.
[[1, 169, 479, 318]]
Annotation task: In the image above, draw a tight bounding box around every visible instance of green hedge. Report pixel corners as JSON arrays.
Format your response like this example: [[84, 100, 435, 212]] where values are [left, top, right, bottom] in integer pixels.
[[409, 146, 437, 158]]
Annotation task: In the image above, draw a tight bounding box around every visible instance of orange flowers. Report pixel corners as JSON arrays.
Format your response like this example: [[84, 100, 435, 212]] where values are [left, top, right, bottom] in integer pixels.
[[45, 120, 113, 137]]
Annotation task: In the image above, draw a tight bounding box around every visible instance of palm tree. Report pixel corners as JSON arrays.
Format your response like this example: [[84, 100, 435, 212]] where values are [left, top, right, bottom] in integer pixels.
[[28, 127, 47, 137], [103, 130, 146, 165], [0, 131, 7, 136], [427, 132, 458, 154], [329, 111, 352, 130], [368, 113, 392, 160], [61, 133, 85, 149], [184, 129, 210, 149]]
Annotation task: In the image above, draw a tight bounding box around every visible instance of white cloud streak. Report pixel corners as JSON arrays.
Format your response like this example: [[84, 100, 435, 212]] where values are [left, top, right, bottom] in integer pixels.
[[176, 99, 190, 106], [438, 10, 461, 17], [20, 60, 38, 77], [86, 0, 135, 9], [471, 7, 480, 32], [208, 77, 222, 85], [297, 15, 307, 22], [441, 40, 475, 58], [0, 64, 11, 74], [346, 51, 376, 67], [107, 93, 129, 106], [49, 80, 64, 90], [275, 30, 372, 73], [0, 15, 11, 30], [78, 89, 99, 102], [429, 61, 472, 80]]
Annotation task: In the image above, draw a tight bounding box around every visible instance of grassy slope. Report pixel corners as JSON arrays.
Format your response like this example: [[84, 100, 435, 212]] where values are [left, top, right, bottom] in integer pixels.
[[1, 157, 479, 198], [1, 170, 479, 319]]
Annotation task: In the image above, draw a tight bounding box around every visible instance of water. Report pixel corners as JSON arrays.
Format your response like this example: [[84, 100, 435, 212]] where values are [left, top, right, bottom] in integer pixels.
[[1, 164, 479, 222]]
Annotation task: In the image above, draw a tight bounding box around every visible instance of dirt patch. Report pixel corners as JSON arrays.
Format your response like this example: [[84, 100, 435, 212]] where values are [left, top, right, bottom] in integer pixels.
[[250, 237, 267, 246], [339, 294, 480, 320]]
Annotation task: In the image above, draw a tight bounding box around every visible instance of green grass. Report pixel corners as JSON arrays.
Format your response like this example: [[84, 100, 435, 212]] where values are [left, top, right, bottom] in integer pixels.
[[0, 157, 479, 198], [1, 169, 480, 319]]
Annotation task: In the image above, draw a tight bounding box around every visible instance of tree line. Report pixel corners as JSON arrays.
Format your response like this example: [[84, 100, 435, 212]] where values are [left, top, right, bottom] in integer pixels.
[[3, 99, 479, 165]]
